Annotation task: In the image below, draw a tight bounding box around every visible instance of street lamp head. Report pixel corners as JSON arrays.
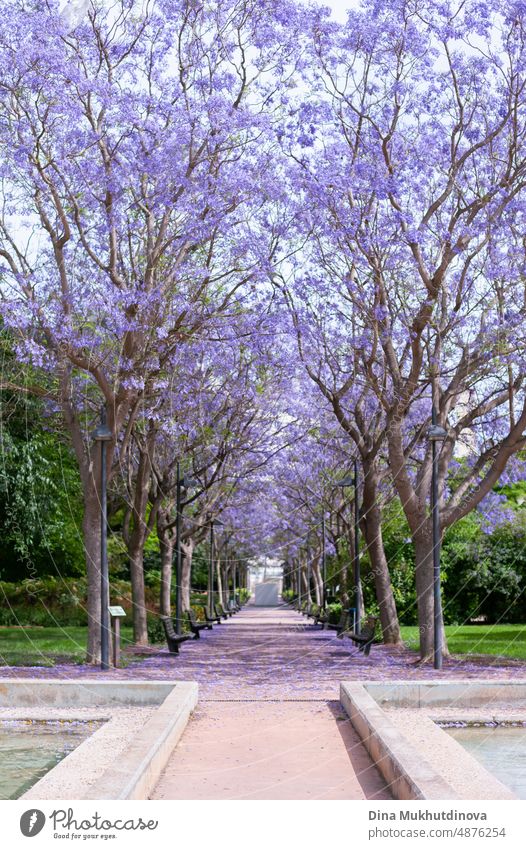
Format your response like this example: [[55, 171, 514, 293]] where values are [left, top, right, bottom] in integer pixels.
[[427, 424, 448, 442], [334, 476, 355, 487], [92, 422, 112, 442]]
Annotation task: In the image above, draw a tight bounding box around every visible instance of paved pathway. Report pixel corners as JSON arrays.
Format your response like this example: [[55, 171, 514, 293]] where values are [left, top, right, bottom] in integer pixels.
[[152, 698, 390, 800], [151, 605, 391, 799]]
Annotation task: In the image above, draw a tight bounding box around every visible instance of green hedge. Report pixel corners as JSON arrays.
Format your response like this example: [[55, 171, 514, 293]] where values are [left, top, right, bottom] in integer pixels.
[[0, 577, 159, 627]]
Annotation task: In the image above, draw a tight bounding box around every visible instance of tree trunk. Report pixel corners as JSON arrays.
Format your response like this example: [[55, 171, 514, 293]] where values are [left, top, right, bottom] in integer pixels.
[[128, 537, 148, 645], [216, 559, 223, 606], [311, 560, 322, 605], [362, 501, 402, 644], [159, 532, 174, 617], [300, 562, 308, 597], [222, 563, 230, 604], [181, 539, 195, 611], [83, 485, 102, 665], [336, 549, 349, 606], [414, 526, 448, 660]]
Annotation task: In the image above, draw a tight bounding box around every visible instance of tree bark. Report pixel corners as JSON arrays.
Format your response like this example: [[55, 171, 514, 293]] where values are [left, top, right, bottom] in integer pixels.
[[311, 559, 322, 605], [128, 540, 148, 644], [159, 530, 174, 617], [222, 563, 230, 605], [216, 559, 223, 606], [83, 485, 102, 664], [334, 543, 349, 607], [361, 497, 402, 645], [181, 539, 195, 611]]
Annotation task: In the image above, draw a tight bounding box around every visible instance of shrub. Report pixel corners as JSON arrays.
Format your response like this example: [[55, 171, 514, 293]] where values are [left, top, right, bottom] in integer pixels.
[[146, 614, 166, 645]]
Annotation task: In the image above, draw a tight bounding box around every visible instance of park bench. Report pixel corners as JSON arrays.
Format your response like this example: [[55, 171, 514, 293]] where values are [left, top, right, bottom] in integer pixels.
[[228, 599, 240, 613], [185, 608, 212, 639], [215, 602, 231, 620], [201, 605, 222, 625], [161, 616, 193, 654], [325, 608, 351, 635], [337, 615, 378, 656]]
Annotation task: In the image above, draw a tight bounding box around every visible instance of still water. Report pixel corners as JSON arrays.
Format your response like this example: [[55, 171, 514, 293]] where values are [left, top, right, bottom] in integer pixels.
[[0, 719, 102, 799], [445, 725, 526, 799]]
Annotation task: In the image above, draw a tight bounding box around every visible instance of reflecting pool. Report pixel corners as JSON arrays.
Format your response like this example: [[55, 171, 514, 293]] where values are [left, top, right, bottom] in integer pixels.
[[0, 719, 103, 799], [445, 725, 526, 799]]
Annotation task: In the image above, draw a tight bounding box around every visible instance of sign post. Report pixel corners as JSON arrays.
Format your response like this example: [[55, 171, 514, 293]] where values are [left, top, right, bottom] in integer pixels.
[[109, 606, 126, 668]]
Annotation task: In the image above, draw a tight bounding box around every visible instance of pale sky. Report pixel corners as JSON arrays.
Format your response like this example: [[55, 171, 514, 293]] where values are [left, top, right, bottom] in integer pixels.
[[320, 0, 359, 22]]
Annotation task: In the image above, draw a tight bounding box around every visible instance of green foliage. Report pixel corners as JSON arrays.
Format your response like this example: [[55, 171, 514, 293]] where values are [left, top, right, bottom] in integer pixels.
[[0, 577, 160, 628], [441, 513, 526, 625], [325, 602, 342, 624], [0, 577, 89, 626], [147, 614, 166, 645], [191, 544, 209, 590], [0, 429, 84, 580], [496, 480, 526, 509]]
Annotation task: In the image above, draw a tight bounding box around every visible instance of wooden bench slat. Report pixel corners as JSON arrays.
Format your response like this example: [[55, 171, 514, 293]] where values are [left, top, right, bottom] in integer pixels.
[[161, 616, 193, 654], [338, 616, 378, 656]]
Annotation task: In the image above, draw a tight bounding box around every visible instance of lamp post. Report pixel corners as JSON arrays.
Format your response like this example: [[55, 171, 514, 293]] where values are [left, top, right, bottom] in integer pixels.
[[427, 408, 448, 670], [321, 513, 327, 608], [208, 518, 215, 619], [306, 539, 312, 614], [92, 406, 112, 670], [175, 464, 198, 634], [335, 459, 361, 633], [297, 556, 301, 609]]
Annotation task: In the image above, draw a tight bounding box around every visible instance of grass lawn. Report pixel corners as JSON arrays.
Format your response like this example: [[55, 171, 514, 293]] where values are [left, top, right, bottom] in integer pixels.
[[1, 623, 526, 666], [400, 624, 526, 660], [0, 625, 135, 667]]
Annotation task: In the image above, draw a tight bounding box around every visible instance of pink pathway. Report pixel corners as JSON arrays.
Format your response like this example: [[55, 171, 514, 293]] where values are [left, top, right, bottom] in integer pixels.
[[151, 606, 393, 799]]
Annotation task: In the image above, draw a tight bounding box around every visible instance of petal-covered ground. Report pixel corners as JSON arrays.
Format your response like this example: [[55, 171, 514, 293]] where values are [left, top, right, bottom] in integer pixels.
[[2, 606, 525, 701]]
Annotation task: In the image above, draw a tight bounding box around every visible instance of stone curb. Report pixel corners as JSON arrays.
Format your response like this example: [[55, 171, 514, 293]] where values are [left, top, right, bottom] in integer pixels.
[[0, 679, 177, 706], [361, 680, 526, 709], [340, 682, 458, 800], [82, 681, 198, 800]]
